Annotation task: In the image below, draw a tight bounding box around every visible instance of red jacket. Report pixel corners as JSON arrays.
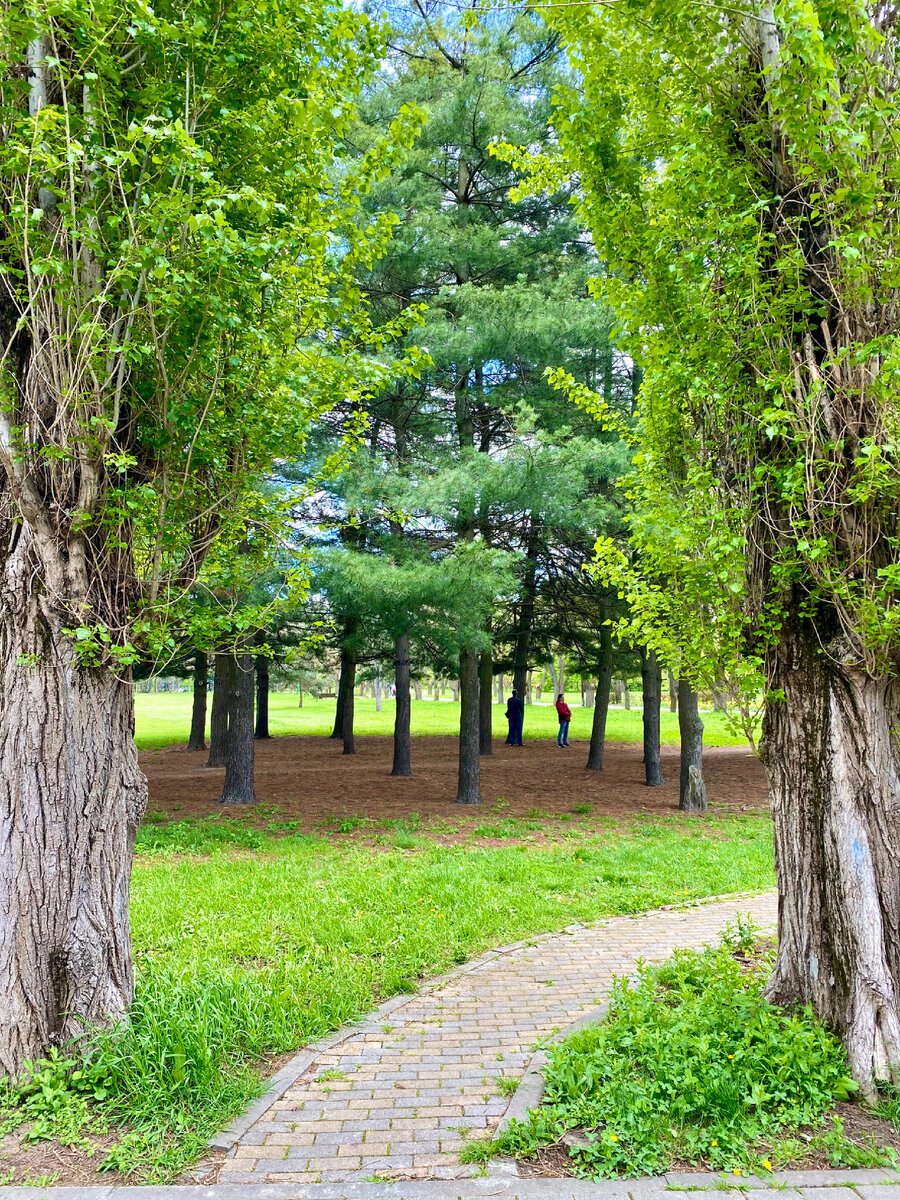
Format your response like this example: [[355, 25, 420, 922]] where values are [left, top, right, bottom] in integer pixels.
[[555, 700, 572, 722]]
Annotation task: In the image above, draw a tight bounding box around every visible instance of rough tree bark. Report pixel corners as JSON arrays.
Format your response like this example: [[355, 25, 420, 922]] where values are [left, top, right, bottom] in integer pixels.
[[0, 534, 147, 1074], [331, 634, 356, 739], [762, 615, 900, 1096], [456, 647, 482, 804], [668, 668, 678, 713], [392, 631, 411, 777], [206, 653, 231, 768], [479, 649, 493, 756], [254, 654, 270, 740], [586, 622, 614, 771], [342, 656, 357, 756], [677, 676, 707, 812], [640, 647, 664, 786], [220, 651, 256, 805], [188, 649, 208, 751]]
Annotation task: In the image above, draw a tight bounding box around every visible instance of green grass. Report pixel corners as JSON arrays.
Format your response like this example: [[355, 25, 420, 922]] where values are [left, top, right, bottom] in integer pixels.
[[488, 933, 890, 1177], [135, 692, 752, 750], [1, 812, 773, 1181]]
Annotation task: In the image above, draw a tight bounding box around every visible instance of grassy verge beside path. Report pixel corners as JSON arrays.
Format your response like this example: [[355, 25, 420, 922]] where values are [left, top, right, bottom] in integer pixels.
[[135, 692, 753, 750], [1, 812, 773, 1181], [486, 931, 900, 1176]]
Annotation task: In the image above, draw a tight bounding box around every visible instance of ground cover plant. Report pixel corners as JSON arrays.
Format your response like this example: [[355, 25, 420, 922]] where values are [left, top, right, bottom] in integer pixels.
[[0, 816, 772, 1181], [134, 693, 752, 751], [489, 931, 900, 1177]]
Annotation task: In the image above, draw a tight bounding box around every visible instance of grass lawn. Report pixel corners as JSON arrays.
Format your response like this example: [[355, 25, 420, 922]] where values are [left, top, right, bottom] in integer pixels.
[[1, 810, 774, 1181], [134, 691, 753, 750]]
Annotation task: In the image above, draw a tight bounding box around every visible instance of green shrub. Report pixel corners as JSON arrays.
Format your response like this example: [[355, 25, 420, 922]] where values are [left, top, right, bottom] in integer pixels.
[[497, 941, 863, 1177]]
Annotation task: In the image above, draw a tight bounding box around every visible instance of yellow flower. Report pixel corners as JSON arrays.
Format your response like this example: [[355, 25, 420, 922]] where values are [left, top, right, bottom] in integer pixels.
[[727, 1054, 734, 1059], [763, 1160, 772, 1171], [733, 1169, 742, 1176], [610, 1135, 618, 1143], [711, 1140, 718, 1147]]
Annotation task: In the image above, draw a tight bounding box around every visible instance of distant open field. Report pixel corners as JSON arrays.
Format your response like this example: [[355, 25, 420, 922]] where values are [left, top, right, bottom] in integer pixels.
[[134, 691, 752, 750]]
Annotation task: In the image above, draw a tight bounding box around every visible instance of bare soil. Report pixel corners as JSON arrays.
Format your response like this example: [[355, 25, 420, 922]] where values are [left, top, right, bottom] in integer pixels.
[[141, 735, 769, 838]]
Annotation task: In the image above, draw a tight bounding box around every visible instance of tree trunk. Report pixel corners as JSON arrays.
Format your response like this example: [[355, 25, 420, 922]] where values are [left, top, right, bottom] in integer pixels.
[[677, 676, 707, 812], [526, 669, 533, 704], [762, 616, 900, 1097], [640, 647, 664, 786], [456, 647, 482, 804], [584, 679, 595, 708], [333, 643, 356, 743], [613, 678, 623, 705], [374, 672, 383, 713], [413, 679, 422, 701], [206, 653, 231, 768], [392, 632, 411, 777], [624, 679, 631, 710], [713, 683, 729, 713], [298, 681, 303, 708], [586, 622, 614, 771], [331, 639, 356, 738], [495, 672, 504, 703], [220, 651, 257, 805], [479, 648, 493, 756], [254, 654, 270, 739], [187, 649, 208, 751], [668, 668, 678, 713], [513, 523, 540, 697], [0, 550, 147, 1074], [549, 659, 559, 697], [342, 656, 357, 756]]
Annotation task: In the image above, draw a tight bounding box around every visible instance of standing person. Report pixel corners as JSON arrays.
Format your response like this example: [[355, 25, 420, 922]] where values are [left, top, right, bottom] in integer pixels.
[[555, 692, 572, 747], [505, 688, 524, 746]]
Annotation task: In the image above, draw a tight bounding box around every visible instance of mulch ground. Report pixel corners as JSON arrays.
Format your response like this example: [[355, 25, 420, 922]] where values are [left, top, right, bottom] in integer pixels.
[[141, 735, 769, 835]]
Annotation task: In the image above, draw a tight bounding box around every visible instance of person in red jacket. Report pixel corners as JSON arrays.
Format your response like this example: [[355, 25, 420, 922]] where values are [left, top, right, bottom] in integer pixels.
[[555, 693, 572, 747]]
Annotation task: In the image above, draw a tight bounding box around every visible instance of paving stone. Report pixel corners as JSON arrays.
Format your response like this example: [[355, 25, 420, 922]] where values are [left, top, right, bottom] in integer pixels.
[[211, 896, 776, 1184], [798, 1190, 865, 1200], [798, 1176, 900, 1189]]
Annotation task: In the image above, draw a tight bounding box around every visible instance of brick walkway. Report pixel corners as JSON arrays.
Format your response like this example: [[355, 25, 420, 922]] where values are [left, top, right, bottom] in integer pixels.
[[218, 893, 778, 1186]]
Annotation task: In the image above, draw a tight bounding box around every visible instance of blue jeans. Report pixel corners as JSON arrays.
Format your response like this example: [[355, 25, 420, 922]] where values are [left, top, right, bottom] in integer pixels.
[[557, 721, 569, 746]]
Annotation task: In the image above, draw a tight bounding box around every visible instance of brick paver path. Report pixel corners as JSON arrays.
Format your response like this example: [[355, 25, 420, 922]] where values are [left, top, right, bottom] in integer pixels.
[[219, 893, 777, 1186]]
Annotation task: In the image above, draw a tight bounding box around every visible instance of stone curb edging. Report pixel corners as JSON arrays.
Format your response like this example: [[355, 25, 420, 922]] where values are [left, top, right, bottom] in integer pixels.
[[210, 890, 773, 1153], [2, 1169, 900, 1200]]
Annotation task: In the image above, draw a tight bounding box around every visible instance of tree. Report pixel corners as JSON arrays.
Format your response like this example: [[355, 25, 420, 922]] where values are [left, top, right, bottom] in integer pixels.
[[523, 0, 900, 1090], [351, 6, 617, 799], [187, 651, 209, 752], [0, 0, 419, 1075]]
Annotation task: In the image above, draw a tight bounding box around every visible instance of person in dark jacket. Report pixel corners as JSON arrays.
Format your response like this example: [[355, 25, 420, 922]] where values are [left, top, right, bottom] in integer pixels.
[[505, 689, 524, 746], [555, 693, 572, 747]]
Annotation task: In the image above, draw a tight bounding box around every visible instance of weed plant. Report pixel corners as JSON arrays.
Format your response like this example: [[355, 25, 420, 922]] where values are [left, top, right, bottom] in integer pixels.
[[491, 937, 890, 1177]]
